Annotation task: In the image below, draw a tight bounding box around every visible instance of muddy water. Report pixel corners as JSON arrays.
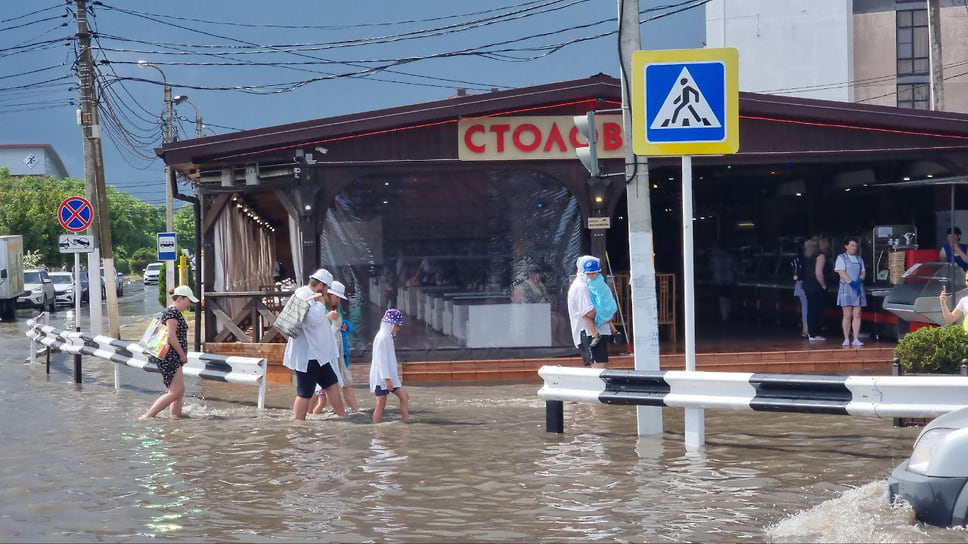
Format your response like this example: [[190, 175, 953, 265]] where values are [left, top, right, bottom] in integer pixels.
[[3, 295, 966, 542]]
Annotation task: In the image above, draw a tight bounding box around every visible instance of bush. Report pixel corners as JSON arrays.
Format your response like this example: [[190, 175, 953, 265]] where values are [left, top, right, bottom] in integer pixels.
[[129, 247, 156, 275], [894, 325, 968, 374]]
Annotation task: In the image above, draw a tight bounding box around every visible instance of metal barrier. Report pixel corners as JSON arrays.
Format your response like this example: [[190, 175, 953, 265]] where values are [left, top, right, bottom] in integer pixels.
[[26, 318, 268, 409], [538, 366, 968, 433]]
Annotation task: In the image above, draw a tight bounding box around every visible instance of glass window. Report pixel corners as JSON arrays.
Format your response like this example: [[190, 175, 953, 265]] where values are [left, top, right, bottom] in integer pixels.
[[896, 9, 928, 76], [321, 169, 584, 357]]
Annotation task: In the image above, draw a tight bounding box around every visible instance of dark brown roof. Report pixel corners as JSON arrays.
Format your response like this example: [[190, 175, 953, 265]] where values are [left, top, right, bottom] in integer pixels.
[[159, 73, 968, 170]]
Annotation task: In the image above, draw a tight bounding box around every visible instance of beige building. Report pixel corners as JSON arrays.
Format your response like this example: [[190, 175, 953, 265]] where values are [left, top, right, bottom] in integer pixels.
[[707, 0, 968, 112]]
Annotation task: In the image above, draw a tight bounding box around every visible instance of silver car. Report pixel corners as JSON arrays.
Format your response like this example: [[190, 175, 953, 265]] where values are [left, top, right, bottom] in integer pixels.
[[18, 268, 56, 312], [48, 271, 75, 306]]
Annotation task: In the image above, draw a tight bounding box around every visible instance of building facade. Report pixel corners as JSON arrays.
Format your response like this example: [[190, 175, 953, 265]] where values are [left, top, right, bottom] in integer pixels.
[[706, 0, 968, 112], [0, 144, 69, 178]]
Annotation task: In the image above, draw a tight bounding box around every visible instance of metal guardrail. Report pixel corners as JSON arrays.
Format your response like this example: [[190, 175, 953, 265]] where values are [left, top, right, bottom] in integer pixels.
[[25, 318, 267, 409], [537, 366, 968, 433]]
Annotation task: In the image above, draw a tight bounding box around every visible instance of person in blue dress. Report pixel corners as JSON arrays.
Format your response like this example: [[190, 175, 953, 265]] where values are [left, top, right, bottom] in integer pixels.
[[938, 227, 968, 272], [835, 238, 866, 348]]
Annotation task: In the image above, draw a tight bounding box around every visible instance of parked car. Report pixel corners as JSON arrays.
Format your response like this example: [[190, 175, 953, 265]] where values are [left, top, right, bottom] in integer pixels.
[[100, 268, 123, 297], [18, 268, 55, 311], [77, 270, 90, 302], [48, 271, 75, 306], [143, 262, 162, 285]]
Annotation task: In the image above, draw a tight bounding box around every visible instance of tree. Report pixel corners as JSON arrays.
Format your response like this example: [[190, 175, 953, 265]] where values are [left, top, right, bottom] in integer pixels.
[[173, 203, 195, 256]]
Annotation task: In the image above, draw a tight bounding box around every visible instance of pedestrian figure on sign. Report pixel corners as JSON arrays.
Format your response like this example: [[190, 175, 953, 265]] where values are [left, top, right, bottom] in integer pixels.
[[665, 77, 710, 127]]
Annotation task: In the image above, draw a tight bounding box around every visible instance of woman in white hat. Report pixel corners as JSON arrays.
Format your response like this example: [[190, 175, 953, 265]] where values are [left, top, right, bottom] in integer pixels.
[[312, 280, 359, 414], [140, 285, 199, 419]]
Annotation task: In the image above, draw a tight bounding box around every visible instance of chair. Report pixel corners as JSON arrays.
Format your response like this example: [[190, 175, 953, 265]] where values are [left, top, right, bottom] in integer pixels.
[[260, 284, 284, 313], [610, 272, 676, 344]]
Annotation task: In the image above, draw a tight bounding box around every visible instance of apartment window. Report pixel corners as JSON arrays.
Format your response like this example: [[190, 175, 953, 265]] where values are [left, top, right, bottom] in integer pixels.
[[897, 82, 929, 110], [896, 9, 929, 76]]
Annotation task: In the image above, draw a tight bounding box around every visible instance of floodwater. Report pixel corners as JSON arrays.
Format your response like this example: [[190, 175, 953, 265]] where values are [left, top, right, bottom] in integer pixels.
[[2, 285, 967, 542]]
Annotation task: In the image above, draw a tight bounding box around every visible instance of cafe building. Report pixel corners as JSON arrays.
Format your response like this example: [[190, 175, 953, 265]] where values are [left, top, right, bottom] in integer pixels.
[[158, 74, 968, 368]]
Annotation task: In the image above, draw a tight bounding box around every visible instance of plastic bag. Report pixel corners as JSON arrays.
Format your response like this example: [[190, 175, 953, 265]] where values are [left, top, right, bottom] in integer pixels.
[[139, 315, 170, 359]]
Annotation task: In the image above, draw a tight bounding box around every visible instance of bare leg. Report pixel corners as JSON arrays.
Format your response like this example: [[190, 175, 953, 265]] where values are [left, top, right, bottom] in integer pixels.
[[293, 396, 311, 420], [140, 367, 186, 420], [372, 395, 388, 423], [341, 386, 359, 413], [395, 387, 410, 422], [324, 383, 345, 417], [851, 306, 863, 343], [311, 393, 327, 414], [841, 307, 851, 342]]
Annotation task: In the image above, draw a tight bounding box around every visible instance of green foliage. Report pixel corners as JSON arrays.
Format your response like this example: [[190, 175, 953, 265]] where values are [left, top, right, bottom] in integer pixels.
[[129, 247, 157, 274], [0, 171, 165, 269], [23, 249, 43, 269], [894, 325, 968, 374], [158, 262, 167, 308], [173, 204, 196, 254]]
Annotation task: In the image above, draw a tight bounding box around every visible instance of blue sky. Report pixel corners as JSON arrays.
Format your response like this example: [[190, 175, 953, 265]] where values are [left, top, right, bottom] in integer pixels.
[[0, 1, 705, 207]]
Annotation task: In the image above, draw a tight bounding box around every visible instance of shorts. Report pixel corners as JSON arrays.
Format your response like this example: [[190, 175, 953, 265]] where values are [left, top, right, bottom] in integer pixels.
[[579, 331, 609, 366], [295, 359, 339, 398], [374, 385, 398, 397]]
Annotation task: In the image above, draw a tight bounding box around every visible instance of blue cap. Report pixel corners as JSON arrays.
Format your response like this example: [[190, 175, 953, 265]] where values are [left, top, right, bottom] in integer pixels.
[[582, 258, 601, 273]]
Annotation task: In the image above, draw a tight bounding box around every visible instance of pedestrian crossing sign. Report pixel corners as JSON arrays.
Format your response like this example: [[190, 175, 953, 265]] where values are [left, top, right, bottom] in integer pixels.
[[631, 48, 739, 156]]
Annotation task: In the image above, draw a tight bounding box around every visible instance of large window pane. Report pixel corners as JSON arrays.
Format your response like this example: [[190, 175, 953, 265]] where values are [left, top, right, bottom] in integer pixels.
[[321, 169, 583, 359], [897, 10, 912, 27]]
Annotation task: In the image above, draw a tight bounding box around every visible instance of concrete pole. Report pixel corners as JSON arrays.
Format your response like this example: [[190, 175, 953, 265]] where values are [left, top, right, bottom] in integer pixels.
[[927, 0, 944, 111], [619, 0, 663, 436], [75, 0, 104, 335]]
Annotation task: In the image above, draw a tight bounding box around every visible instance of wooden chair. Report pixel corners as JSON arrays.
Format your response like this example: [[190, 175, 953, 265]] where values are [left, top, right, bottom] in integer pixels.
[[610, 272, 676, 344], [259, 284, 284, 313]]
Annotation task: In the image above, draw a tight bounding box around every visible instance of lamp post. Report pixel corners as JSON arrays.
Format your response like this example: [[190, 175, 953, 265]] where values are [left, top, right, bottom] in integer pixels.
[[138, 60, 175, 300], [174, 95, 203, 139]]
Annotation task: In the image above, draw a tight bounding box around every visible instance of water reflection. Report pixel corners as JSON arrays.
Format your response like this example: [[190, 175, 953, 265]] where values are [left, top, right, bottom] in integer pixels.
[[4, 327, 968, 541]]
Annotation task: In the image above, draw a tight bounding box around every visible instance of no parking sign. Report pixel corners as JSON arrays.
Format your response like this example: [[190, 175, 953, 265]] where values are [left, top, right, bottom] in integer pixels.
[[58, 196, 94, 232]]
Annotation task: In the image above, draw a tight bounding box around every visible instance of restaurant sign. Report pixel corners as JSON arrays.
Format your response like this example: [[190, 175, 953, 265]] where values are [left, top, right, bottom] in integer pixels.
[[458, 115, 624, 161]]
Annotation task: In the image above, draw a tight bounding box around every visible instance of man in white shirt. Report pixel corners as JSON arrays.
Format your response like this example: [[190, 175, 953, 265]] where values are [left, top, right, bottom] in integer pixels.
[[282, 268, 346, 420], [567, 255, 609, 368]]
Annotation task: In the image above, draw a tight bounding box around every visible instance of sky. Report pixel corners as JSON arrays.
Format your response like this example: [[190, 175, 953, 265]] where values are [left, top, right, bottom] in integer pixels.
[[0, 0, 706, 207]]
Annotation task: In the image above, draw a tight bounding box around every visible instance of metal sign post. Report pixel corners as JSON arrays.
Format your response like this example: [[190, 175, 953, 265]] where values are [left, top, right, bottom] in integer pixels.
[[632, 48, 739, 450]]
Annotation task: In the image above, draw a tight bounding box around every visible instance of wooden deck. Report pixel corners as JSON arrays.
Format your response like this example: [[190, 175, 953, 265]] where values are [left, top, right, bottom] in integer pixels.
[[207, 322, 898, 385]]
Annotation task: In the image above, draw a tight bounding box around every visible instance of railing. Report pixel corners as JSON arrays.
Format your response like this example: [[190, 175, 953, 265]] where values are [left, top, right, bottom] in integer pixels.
[[204, 290, 291, 343], [538, 366, 968, 434], [25, 317, 267, 408]]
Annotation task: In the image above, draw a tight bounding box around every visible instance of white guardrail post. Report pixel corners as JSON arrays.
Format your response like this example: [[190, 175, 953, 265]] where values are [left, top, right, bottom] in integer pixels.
[[537, 366, 968, 435], [25, 318, 267, 409]]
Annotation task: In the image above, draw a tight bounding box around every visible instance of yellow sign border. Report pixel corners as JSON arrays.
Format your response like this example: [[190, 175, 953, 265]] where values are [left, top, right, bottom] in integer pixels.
[[631, 48, 738, 156]]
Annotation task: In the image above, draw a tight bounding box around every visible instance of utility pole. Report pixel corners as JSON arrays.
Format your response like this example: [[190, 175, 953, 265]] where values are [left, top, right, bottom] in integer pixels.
[[76, 0, 120, 339], [927, 0, 944, 111], [619, 0, 662, 435]]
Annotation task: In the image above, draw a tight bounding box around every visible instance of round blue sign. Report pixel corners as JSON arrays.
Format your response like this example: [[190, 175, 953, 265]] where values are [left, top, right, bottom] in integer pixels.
[[58, 196, 94, 233]]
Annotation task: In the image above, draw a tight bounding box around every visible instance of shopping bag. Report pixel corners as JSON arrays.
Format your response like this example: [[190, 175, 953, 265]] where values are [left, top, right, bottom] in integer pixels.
[[274, 293, 311, 338], [139, 315, 170, 359]]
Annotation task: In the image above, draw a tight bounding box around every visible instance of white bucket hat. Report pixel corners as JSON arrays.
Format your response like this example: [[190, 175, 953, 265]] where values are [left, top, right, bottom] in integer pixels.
[[309, 268, 333, 285], [329, 280, 347, 300]]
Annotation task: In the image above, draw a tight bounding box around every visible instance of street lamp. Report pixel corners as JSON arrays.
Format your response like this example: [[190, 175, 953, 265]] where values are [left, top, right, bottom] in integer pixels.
[[138, 60, 175, 302], [173, 95, 202, 139]]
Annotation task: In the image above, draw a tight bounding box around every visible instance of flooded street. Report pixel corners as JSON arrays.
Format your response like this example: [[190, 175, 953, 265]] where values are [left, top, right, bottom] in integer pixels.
[[1, 284, 966, 542]]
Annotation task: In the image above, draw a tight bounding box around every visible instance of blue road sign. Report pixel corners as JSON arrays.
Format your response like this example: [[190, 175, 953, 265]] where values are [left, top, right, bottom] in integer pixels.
[[644, 61, 726, 144], [58, 196, 94, 232], [632, 48, 739, 156], [157, 232, 177, 261]]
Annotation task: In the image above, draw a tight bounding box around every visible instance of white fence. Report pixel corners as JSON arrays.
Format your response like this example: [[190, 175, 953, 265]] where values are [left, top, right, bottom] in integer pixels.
[[26, 318, 267, 409], [538, 366, 968, 433]]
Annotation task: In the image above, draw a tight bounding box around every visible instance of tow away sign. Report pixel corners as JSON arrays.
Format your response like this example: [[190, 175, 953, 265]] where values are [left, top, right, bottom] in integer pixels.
[[58, 234, 94, 254]]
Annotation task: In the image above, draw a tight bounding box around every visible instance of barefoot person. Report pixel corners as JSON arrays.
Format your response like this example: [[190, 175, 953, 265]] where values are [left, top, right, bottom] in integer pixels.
[[369, 308, 410, 423], [140, 285, 198, 420], [283, 268, 345, 420]]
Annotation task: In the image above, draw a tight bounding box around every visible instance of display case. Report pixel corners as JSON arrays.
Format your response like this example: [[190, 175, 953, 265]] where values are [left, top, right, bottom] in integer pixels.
[[883, 262, 965, 325]]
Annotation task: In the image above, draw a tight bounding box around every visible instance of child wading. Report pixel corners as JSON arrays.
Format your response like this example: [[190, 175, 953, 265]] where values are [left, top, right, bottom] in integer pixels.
[[368, 308, 410, 423]]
